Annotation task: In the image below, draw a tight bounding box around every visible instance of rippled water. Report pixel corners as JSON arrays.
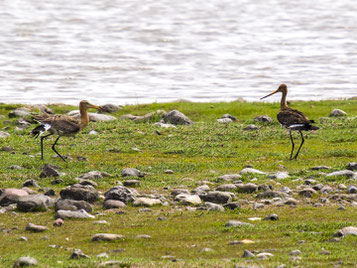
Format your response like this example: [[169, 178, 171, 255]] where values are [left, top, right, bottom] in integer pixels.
[[0, 0, 356, 105]]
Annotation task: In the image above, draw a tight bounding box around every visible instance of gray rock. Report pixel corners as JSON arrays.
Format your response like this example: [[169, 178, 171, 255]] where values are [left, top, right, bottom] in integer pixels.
[[311, 165, 331, 170], [256, 191, 288, 199], [16, 119, 31, 129], [17, 194, 54, 212], [329, 109, 347, 117], [170, 189, 190, 197], [257, 252, 274, 259], [192, 185, 210, 195], [104, 186, 138, 204], [221, 114, 237, 121], [320, 185, 333, 194], [60, 185, 99, 203], [217, 118, 233, 124], [299, 188, 318, 198], [175, 194, 202, 205], [267, 171, 289, 179], [225, 220, 254, 228], [18, 236, 28, 241], [103, 199, 126, 209], [23, 180, 40, 188], [56, 209, 95, 219], [40, 164, 60, 178], [242, 249, 255, 258], [200, 191, 232, 204], [215, 184, 237, 191], [9, 165, 23, 170], [236, 183, 258, 193], [55, 199, 93, 212], [136, 234, 152, 239], [53, 218, 64, 227], [0, 131, 10, 138], [98, 104, 121, 113], [0, 188, 29, 206], [96, 252, 109, 258], [13, 256, 38, 267], [264, 213, 279, 221], [120, 114, 138, 120], [223, 202, 241, 210], [133, 197, 162, 207], [121, 110, 166, 122], [25, 223, 48, 232], [123, 180, 141, 187], [217, 174, 242, 182], [253, 202, 265, 209], [68, 110, 117, 121], [91, 233, 125, 242], [281, 198, 299, 206], [164, 169, 174, 174], [326, 170, 356, 179], [153, 122, 176, 128], [88, 130, 98, 135], [163, 110, 193, 125], [279, 186, 292, 195], [1, 145, 14, 151], [334, 226, 357, 237], [99, 261, 124, 267], [347, 185, 357, 194], [122, 168, 144, 177], [77, 171, 112, 180], [305, 178, 317, 185], [254, 115, 273, 123], [289, 249, 302, 256], [243, 124, 259, 131], [93, 220, 109, 225], [240, 168, 265, 175], [203, 202, 224, 212], [76, 179, 98, 188], [9, 108, 31, 118], [70, 249, 90, 259], [347, 162, 357, 171]]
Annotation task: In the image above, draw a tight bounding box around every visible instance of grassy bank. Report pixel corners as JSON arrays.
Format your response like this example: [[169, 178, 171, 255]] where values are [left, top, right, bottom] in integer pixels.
[[0, 99, 356, 267]]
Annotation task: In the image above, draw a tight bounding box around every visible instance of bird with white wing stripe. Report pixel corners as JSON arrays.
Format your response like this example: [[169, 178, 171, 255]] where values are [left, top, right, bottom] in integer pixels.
[[261, 84, 319, 160]]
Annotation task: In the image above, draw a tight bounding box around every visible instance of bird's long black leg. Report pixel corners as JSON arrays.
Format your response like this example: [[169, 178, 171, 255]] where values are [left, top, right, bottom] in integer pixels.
[[40, 133, 53, 160], [52, 136, 66, 162], [289, 130, 295, 160], [293, 131, 305, 160]]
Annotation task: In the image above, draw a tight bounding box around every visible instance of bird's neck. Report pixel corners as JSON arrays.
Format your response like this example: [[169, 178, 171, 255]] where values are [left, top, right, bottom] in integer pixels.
[[280, 91, 288, 109], [79, 107, 90, 130]]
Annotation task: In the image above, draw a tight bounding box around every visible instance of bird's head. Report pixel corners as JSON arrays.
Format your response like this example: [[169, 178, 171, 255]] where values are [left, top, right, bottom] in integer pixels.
[[79, 100, 101, 110], [260, 84, 288, 100]]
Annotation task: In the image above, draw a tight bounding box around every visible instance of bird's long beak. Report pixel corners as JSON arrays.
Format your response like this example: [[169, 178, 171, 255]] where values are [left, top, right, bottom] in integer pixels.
[[89, 103, 100, 110], [260, 89, 279, 100]]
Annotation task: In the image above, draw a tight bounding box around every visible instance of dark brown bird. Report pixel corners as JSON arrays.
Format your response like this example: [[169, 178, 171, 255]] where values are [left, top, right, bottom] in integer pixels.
[[261, 84, 319, 160], [30, 100, 101, 162]]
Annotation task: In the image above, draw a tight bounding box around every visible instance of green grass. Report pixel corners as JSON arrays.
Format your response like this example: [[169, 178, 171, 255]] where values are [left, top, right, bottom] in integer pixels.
[[0, 99, 357, 267]]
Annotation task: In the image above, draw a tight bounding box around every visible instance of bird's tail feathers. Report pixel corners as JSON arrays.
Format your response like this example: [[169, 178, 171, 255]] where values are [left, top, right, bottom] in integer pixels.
[[308, 124, 319, 130]]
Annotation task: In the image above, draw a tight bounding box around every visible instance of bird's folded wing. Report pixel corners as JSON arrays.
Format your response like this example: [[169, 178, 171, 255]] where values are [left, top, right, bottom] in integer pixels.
[[43, 116, 81, 134]]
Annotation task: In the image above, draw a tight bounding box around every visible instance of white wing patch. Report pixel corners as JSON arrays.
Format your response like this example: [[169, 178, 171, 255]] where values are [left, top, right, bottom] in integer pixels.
[[287, 124, 305, 130], [43, 124, 51, 131]]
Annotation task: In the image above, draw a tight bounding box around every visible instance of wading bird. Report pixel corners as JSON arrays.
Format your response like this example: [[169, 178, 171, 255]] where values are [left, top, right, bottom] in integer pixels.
[[260, 84, 319, 160], [30, 100, 101, 162]]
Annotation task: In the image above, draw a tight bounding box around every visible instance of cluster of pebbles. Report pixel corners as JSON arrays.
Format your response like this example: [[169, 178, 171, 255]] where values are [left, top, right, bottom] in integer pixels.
[[1, 162, 357, 266]]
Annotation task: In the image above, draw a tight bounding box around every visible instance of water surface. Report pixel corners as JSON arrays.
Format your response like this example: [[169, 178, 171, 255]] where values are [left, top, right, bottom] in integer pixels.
[[0, 0, 356, 105]]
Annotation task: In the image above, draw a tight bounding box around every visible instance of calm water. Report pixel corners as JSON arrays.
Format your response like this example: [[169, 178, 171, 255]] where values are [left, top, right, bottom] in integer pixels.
[[0, 0, 356, 105]]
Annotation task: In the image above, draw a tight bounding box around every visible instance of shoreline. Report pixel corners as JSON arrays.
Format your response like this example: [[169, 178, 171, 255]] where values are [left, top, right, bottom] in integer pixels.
[[0, 96, 356, 107]]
